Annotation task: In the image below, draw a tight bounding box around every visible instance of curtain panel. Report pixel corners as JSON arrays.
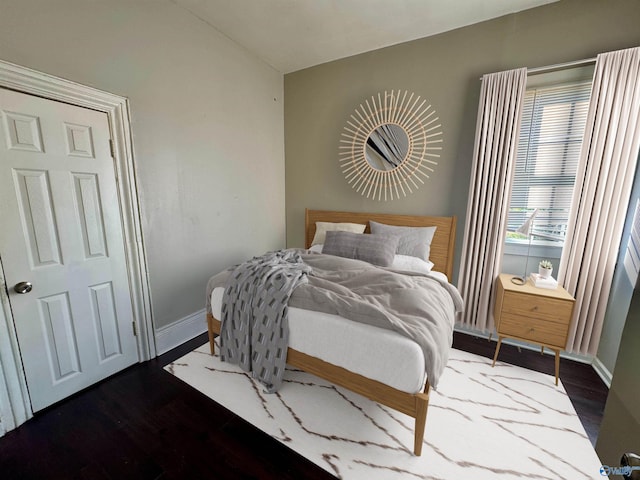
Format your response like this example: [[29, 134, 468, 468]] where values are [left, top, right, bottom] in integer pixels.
[[559, 47, 640, 356], [457, 68, 527, 331]]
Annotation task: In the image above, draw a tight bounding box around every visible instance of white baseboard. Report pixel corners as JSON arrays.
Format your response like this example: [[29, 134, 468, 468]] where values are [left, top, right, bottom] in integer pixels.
[[155, 309, 207, 356], [153, 317, 615, 384], [454, 326, 611, 385], [453, 326, 594, 363], [591, 356, 613, 388]]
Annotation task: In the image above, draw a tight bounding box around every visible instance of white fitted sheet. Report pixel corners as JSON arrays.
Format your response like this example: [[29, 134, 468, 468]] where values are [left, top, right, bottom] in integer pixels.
[[210, 286, 429, 394]]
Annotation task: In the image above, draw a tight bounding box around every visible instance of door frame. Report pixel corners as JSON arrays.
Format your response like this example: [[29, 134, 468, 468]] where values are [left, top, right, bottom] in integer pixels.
[[0, 59, 155, 433]]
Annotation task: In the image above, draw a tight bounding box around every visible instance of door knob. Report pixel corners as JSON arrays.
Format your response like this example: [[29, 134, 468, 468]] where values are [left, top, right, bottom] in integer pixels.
[[13, 282, 32, 294]]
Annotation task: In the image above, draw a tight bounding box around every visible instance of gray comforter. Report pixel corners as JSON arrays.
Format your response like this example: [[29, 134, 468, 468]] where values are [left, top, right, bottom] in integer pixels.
[[206, 249, 464, 389]]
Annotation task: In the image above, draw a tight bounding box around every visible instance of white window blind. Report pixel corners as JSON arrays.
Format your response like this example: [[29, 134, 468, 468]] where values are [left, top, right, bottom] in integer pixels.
[[506, 81, 592, 245]]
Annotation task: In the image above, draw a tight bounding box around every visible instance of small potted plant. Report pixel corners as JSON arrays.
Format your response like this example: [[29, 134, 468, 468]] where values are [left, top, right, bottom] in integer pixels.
[[539, 260, 553, 279]]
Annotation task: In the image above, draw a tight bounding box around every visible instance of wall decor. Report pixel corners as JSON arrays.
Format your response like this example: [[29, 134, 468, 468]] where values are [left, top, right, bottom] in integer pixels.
[[339, 90, 442, 201]]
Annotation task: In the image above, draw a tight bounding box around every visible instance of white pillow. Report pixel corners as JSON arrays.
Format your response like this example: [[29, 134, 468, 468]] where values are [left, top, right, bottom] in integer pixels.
[[308, 244, 323, 253], [390, 254, 434, 274], [311, 222, 366, 246]]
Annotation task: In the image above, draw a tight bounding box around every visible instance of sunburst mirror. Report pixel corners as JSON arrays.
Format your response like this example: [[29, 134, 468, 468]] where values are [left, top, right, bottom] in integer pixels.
[[339, 90, 442, 201]]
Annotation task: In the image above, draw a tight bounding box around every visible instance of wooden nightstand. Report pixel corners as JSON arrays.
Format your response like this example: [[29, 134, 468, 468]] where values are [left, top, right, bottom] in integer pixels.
[[492, 273, 575, 385]]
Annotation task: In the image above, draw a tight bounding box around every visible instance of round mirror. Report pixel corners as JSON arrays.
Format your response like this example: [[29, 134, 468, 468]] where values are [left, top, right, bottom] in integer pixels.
[[365, 123, 409, 171], [339, 90, 442, 201]]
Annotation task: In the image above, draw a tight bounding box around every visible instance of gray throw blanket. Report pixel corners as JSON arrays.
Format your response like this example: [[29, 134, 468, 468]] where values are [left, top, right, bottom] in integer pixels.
[[219, 250, 310, 393], [207, 249, 463, 390]]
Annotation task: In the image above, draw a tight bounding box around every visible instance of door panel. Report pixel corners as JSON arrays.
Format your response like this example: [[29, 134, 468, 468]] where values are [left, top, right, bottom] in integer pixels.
[[13, 169, 63, 266], [0, 88, 138, 412], [73, 173, 108, 258], [39, 292, 81, 381]]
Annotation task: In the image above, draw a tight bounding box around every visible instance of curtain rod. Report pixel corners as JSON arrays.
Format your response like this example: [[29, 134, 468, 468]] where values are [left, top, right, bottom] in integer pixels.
[[528, 57, 596, 75], [479, 57, 597, 80]]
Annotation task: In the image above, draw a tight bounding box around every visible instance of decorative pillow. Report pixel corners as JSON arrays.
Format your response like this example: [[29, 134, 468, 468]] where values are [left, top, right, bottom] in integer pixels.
[[311, 222, 366, 246], [322, 231, 399, 267], [390, 254, 434, 274], [369, 221, 436, 261]]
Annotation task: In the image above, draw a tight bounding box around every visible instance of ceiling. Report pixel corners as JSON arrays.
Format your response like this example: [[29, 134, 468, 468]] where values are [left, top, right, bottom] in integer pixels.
[[172, 0, 558, 74]]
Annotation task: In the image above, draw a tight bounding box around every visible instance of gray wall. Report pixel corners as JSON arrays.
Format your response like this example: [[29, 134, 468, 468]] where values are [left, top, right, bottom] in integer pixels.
[[0, 0, 286, 330], [597, 158, 640, 373], [284, 0, 640, 375], [596, 277, 640, 467], [2, 0, 637, 376], [283, 0, 640, 277]]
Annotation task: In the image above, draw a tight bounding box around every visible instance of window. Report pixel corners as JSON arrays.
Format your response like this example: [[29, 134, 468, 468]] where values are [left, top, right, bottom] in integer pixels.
[[506, 81, 592, 247]]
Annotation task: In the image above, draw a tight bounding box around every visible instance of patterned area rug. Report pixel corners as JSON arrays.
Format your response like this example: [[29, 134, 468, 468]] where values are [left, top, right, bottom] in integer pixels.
[[165, 343, 603, 479]]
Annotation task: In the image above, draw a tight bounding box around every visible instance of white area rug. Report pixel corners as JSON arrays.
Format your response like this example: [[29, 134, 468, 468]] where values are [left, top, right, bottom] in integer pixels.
[[165, 343, 604, 480]]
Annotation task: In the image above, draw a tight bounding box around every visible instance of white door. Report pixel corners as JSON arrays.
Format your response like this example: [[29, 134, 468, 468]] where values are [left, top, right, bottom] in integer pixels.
[[0, 88, 139, 412]]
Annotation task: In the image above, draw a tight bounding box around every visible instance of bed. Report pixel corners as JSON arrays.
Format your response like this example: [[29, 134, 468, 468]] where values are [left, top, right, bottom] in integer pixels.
[[206, 209, 458, 456]]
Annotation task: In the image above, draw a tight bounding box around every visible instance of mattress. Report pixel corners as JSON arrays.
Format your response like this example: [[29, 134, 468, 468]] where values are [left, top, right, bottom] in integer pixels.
[[210, 272, 446, 394]]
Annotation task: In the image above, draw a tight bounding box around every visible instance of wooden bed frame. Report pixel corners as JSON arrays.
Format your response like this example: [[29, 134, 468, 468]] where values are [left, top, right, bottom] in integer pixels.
[[207, 208, 457, 456]]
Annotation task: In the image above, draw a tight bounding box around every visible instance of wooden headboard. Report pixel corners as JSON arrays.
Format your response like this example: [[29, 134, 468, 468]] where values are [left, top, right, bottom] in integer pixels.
[[305, 209, 457, 280]]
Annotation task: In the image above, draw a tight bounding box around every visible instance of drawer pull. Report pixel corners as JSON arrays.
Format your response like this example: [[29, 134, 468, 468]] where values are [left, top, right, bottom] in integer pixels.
[[531, 306, 539, 311]]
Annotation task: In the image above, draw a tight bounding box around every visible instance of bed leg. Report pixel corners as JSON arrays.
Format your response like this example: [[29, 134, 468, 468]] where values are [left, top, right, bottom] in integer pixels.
[[207, 314, 215, 355], [414, 390, 430, 456]]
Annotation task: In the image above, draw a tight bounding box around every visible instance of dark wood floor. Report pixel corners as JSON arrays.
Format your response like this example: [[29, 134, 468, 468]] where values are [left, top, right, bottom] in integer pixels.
[[0, 331, 608, 480]]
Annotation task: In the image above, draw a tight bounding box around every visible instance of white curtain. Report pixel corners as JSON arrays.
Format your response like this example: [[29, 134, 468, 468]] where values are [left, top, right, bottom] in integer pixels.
[[559, 47, 640, 355], [458, 68, 527, 331]]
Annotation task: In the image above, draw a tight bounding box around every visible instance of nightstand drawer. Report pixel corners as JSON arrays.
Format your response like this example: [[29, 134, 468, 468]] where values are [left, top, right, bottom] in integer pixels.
[[499, 313, 568, 348], [493, 274, 576, 385], [502, 292, 573, 325]]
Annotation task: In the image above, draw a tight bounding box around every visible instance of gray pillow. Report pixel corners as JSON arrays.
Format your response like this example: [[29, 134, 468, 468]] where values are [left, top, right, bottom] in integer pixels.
[[322, 231, 399, 267], [311, 221, 366, 245], [369, 221, 436, 261]]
